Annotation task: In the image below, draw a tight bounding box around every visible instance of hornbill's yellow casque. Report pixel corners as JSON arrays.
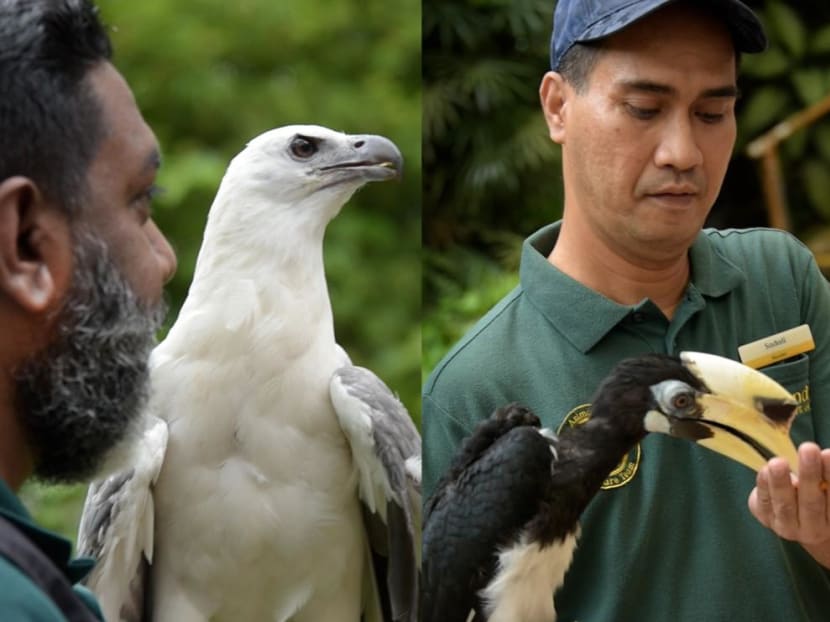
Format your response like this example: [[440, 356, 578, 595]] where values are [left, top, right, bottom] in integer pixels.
[[421, 352, 800, 622]]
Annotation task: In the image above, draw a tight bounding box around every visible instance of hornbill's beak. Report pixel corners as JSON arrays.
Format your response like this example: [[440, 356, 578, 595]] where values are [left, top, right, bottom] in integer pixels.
[[645, 351, 800, 474]]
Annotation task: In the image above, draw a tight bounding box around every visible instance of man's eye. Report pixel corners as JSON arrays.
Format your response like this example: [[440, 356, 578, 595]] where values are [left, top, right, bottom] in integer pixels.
[[697, 112, 726, 124], [134, 184, 165, 220], [625, 104, 659, 120], [144, 184, 165, 202]]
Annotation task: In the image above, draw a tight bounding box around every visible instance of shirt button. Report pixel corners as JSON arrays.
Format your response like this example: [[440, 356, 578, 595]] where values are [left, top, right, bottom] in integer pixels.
[[631, 312, 646, 323]]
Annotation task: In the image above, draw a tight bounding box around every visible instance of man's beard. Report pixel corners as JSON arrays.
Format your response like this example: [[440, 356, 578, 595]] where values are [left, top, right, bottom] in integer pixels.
[[14, 232, 167, 483]]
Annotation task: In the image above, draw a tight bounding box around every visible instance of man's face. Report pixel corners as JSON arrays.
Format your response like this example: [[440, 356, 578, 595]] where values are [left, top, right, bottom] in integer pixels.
[[78, 62, 177, 306], [15, 62, 176, 482], [549, 4, 738, 262]]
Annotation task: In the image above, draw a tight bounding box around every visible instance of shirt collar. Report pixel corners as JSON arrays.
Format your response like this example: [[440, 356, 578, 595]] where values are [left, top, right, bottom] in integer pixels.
[[0, 478, 95, 583], [519, 222, 746, 353], [689, 228, 746, 296]]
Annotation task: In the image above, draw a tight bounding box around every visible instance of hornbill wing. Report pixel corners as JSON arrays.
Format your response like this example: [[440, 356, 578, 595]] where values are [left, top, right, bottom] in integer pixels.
[[77, 416, 167, 622], [330, 363, 422, 622], [422, 405, 557, 622]]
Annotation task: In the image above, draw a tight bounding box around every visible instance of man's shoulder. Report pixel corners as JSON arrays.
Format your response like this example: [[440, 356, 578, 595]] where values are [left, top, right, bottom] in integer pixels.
[[424, 284, 524, 395], [704, 226, 811, 260], [702, 226, 818, 289], [0, 555, 66, 620]]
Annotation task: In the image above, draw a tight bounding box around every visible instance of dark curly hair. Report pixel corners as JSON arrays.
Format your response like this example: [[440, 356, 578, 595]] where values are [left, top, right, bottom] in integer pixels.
[[0, 0, 113, 216]]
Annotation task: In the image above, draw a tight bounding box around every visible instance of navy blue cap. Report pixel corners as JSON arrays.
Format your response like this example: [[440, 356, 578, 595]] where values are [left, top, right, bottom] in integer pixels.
[[551, 0, 768, 70]]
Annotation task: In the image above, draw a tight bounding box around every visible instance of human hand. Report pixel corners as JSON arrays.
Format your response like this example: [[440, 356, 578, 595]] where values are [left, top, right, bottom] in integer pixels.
[[748, 442, 830, 566]]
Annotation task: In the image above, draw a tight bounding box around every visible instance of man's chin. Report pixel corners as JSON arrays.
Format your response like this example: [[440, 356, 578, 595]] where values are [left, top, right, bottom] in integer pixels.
[[21, 362, 152, 484]]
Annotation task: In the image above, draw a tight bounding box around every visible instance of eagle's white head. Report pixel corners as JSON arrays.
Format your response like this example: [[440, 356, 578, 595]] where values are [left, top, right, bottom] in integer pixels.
[[208, 124, 402, 232], [193, 124, 403, 282]]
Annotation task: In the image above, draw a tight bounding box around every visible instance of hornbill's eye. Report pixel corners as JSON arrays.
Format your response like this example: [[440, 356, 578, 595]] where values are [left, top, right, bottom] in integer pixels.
[[290, 136, 318, 158], [651, 379, 699, 416], [672, 392, 693, 410]]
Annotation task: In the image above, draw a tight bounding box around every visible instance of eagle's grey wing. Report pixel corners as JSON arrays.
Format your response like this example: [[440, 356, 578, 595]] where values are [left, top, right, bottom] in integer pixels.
[[77, 416, 168, 622], [330, 364, 422, 622]]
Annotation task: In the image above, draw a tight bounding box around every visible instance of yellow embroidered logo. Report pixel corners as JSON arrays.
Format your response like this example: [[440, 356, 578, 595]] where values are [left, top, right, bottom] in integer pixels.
[[793, 383, 810, 416], [558, 403, 641, 490]]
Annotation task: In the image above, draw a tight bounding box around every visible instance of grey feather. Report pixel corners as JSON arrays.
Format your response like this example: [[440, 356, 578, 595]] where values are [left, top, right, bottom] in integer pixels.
[[77, 469, 134, 560], [331, 364, 421, 622], [77, 416, 166, 622]]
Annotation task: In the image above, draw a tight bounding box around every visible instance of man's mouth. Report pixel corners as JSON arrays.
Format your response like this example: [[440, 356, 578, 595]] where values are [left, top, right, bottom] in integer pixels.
[[646, 192, 698, 207]]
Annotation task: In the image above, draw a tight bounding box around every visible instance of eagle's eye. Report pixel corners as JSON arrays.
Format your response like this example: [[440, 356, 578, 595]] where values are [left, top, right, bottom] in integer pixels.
[[290, 136, 318, 158]]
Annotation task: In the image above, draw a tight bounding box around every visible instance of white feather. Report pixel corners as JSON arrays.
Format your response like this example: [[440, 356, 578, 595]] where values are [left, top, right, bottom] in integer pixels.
[[330, 374, 393, 518], [482, 529, 579, 622]]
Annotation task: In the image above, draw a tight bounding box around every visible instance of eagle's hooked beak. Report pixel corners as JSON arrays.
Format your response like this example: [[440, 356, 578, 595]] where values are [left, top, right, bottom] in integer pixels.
[[646, 351, 800, 474], [317, 134, 403, 184]]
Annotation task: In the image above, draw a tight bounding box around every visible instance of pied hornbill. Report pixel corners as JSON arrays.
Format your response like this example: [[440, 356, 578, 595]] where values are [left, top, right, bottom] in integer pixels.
[[422, 351, 800, 622]]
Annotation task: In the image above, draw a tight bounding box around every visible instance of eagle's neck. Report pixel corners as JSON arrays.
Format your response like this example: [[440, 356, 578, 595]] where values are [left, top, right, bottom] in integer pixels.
[[171, 187, 337, 356], [191, 182, 334, 294]]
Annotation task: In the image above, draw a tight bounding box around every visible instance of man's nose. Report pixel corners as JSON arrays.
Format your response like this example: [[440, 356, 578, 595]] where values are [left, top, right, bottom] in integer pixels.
[[653, 114, 704, 172], [147, 219, 177, 284]]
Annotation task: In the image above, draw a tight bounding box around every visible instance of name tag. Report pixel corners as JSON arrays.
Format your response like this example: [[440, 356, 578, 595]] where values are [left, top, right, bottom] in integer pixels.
[[738, 324, 815, 369]]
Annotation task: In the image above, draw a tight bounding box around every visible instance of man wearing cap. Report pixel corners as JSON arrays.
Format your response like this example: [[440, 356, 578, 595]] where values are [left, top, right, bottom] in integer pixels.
[[423, 1, 830, 619]]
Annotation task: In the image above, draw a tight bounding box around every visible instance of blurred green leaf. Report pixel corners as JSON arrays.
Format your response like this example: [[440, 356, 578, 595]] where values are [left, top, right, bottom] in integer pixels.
[[792, 69, 828, 106], [765, 1, 807, 60], [803, 159, 830, 219], [738, 86, 791, 138], [740, 47, 791, 79], [813, 123, 830, 163], [810, 23, 830, 54], [782, 127, 808, 160], [19, 482, 87, 549]]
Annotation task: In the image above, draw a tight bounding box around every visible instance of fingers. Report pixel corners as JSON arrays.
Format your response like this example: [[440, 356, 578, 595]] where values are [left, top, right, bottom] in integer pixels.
[[766, 457, 800, 540], [795, 444, 829, 543], [748, 469, 772, 529], [749, 443, 830, 545]]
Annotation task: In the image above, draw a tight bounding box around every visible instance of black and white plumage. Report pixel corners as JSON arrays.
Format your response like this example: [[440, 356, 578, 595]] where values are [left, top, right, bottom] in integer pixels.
[[77, 125, 421, 622], [422, 352, 800, 622]]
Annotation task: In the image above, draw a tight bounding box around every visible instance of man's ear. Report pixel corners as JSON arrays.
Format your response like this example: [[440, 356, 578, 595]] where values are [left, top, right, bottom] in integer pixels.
[[0, 177, 72, 314], [540, 71, 570, 145]]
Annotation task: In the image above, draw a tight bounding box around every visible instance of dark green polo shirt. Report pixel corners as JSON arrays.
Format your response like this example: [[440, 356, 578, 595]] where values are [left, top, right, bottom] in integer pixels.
[[423, 222, 830, 622], [0, 480, 102, 621]]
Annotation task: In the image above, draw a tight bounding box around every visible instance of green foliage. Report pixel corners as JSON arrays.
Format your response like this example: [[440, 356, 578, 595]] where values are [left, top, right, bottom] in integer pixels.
[[737, 1, 830, 239], [29, 0, 420, 545], [19, 482, 88, 545], [737, 85, 792, 140], [423, 0, 562, 265]]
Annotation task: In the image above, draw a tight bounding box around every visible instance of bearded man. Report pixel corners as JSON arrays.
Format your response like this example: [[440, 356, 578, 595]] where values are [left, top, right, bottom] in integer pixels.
[[0, 1, 176, 618]]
